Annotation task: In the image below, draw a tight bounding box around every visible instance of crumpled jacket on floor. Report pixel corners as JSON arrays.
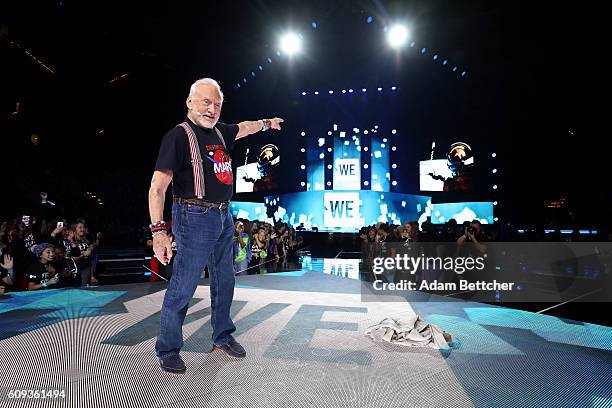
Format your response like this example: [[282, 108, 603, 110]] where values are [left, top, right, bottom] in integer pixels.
[[365, 316, 456, 350]]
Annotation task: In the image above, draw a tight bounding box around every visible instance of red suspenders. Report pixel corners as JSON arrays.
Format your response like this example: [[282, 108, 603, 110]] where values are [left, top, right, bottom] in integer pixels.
[[176, 122, 228, 199]]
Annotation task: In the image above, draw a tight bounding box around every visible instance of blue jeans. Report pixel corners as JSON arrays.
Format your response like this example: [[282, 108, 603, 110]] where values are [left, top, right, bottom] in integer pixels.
[[155, 203, 236, 358]]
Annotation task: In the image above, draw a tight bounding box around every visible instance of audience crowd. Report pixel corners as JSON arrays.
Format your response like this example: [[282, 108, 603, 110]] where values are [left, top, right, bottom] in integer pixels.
[[0, 215, 101, 297]]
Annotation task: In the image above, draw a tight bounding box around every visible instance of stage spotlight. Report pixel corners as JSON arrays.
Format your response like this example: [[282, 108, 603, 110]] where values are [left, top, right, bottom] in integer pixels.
[[280, 32, 302, 56], [421, 47, 427, 54], [301, 92, 307, 96], [367, 16, 373, 24], [433, 55, 438, 61], [327, 147, 332, 152], [300, 165, 306, 170], [311, 21, 317, 29], [300, 148, 305, 152], [326, 181, 331, 186], [494, 201, 498, 205], [362, 88, 367, 92], [494, 217, 499, 222], [301, 131, 306, 136], [387, 24, 409, 49], [348, 89, 354, 93], [493, 185, 498, 190], [327, 165, 332, 169], [364, 164, 369, 169], [392, 146, 397, 151], [328, 90, 334, 94], [364, 181, 369, 186], [392, 181, 398, 186], [392, 164, 397, 169], [391, 129, 397, 134], [383, 138, 388, 143], [377, 87, 383, 91], [342, 89, 346, 93], [492, 169, 497, 174], [314, 91, 319, 95], [364, 146, 369, 151], [491, 152, 497, 158], [391, 86, 397, 90], [300, 181, 306, 187]]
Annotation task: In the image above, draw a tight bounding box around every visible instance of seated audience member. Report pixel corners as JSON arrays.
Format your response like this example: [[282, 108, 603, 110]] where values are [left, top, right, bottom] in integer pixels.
[[26, 243, 60, 290]]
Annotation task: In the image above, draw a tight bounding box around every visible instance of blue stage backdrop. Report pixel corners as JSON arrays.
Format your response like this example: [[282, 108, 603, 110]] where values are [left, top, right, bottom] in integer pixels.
[[431, 201, 494, 224], [229, 201, 270, 223], [250, 191, 431, 232]]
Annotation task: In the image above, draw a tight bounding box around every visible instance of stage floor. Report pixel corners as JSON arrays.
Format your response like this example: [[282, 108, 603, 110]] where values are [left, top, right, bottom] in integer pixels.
[[1, 261, 611, 408]]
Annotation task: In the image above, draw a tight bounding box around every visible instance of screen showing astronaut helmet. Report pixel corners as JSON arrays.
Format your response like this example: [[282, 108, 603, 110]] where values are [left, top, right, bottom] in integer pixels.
[[236, 144, 281, 193]]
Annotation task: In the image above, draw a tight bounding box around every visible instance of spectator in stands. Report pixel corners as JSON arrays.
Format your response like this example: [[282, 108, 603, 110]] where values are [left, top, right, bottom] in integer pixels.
[[0, 254, 15, 296], [233, 221, 251, 275], [443, 219, 459, 242], [26, 243, 60, 290], [69, 221, 99, 286], [401, 222, 419, 243], [250, 227, 269, 273]]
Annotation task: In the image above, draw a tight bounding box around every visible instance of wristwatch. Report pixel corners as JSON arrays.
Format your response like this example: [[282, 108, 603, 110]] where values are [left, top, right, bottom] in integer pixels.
[[261, 119, 271, 132]]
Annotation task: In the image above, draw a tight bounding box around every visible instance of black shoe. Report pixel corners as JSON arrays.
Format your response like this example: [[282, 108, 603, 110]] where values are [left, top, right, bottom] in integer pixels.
[[214, 337, 246, 358], [159, 354, 186, 374]]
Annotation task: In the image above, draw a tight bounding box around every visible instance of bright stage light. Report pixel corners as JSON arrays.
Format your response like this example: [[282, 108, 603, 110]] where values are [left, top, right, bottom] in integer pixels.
[[280, 32, 302, 56], [387, 25, 409, 49]]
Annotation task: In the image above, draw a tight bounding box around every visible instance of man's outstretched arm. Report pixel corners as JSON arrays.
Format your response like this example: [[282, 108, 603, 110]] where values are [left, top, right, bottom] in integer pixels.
[[236, 117, 284, 140]]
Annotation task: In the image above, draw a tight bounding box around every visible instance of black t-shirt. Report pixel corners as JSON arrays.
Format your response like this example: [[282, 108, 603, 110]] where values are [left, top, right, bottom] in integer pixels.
[[26, 261, 54, 286], [155, 117, 239, 202], [0, 268, 9, 288], [71, 241, 92, 270]]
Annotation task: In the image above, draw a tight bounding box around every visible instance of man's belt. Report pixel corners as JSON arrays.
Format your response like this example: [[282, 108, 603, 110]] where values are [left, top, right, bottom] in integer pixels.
[[173, 197, 229, 209]]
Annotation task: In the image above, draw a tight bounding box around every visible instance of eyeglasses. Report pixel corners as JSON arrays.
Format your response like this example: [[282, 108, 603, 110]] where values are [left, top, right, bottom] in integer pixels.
[[191, 98, 221, 110]]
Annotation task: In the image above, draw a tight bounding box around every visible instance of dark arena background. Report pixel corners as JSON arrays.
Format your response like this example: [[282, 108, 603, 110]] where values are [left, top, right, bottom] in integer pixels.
[[1, 1, 610, 408]]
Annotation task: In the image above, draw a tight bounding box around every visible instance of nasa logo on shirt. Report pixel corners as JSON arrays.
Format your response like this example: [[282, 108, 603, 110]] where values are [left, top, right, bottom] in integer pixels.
[[207, 148, 233, 185]]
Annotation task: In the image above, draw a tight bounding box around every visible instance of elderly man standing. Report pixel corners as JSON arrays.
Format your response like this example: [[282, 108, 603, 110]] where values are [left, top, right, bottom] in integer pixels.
[[149, 78, 283, 374]]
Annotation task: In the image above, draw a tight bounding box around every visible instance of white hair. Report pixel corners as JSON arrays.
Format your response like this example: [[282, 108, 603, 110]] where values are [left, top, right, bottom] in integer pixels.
[[188, 78, 224, 103]]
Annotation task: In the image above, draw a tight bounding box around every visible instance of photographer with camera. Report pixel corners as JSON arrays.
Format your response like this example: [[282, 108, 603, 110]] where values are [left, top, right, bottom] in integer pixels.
[[457, 220, 488, 254]]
